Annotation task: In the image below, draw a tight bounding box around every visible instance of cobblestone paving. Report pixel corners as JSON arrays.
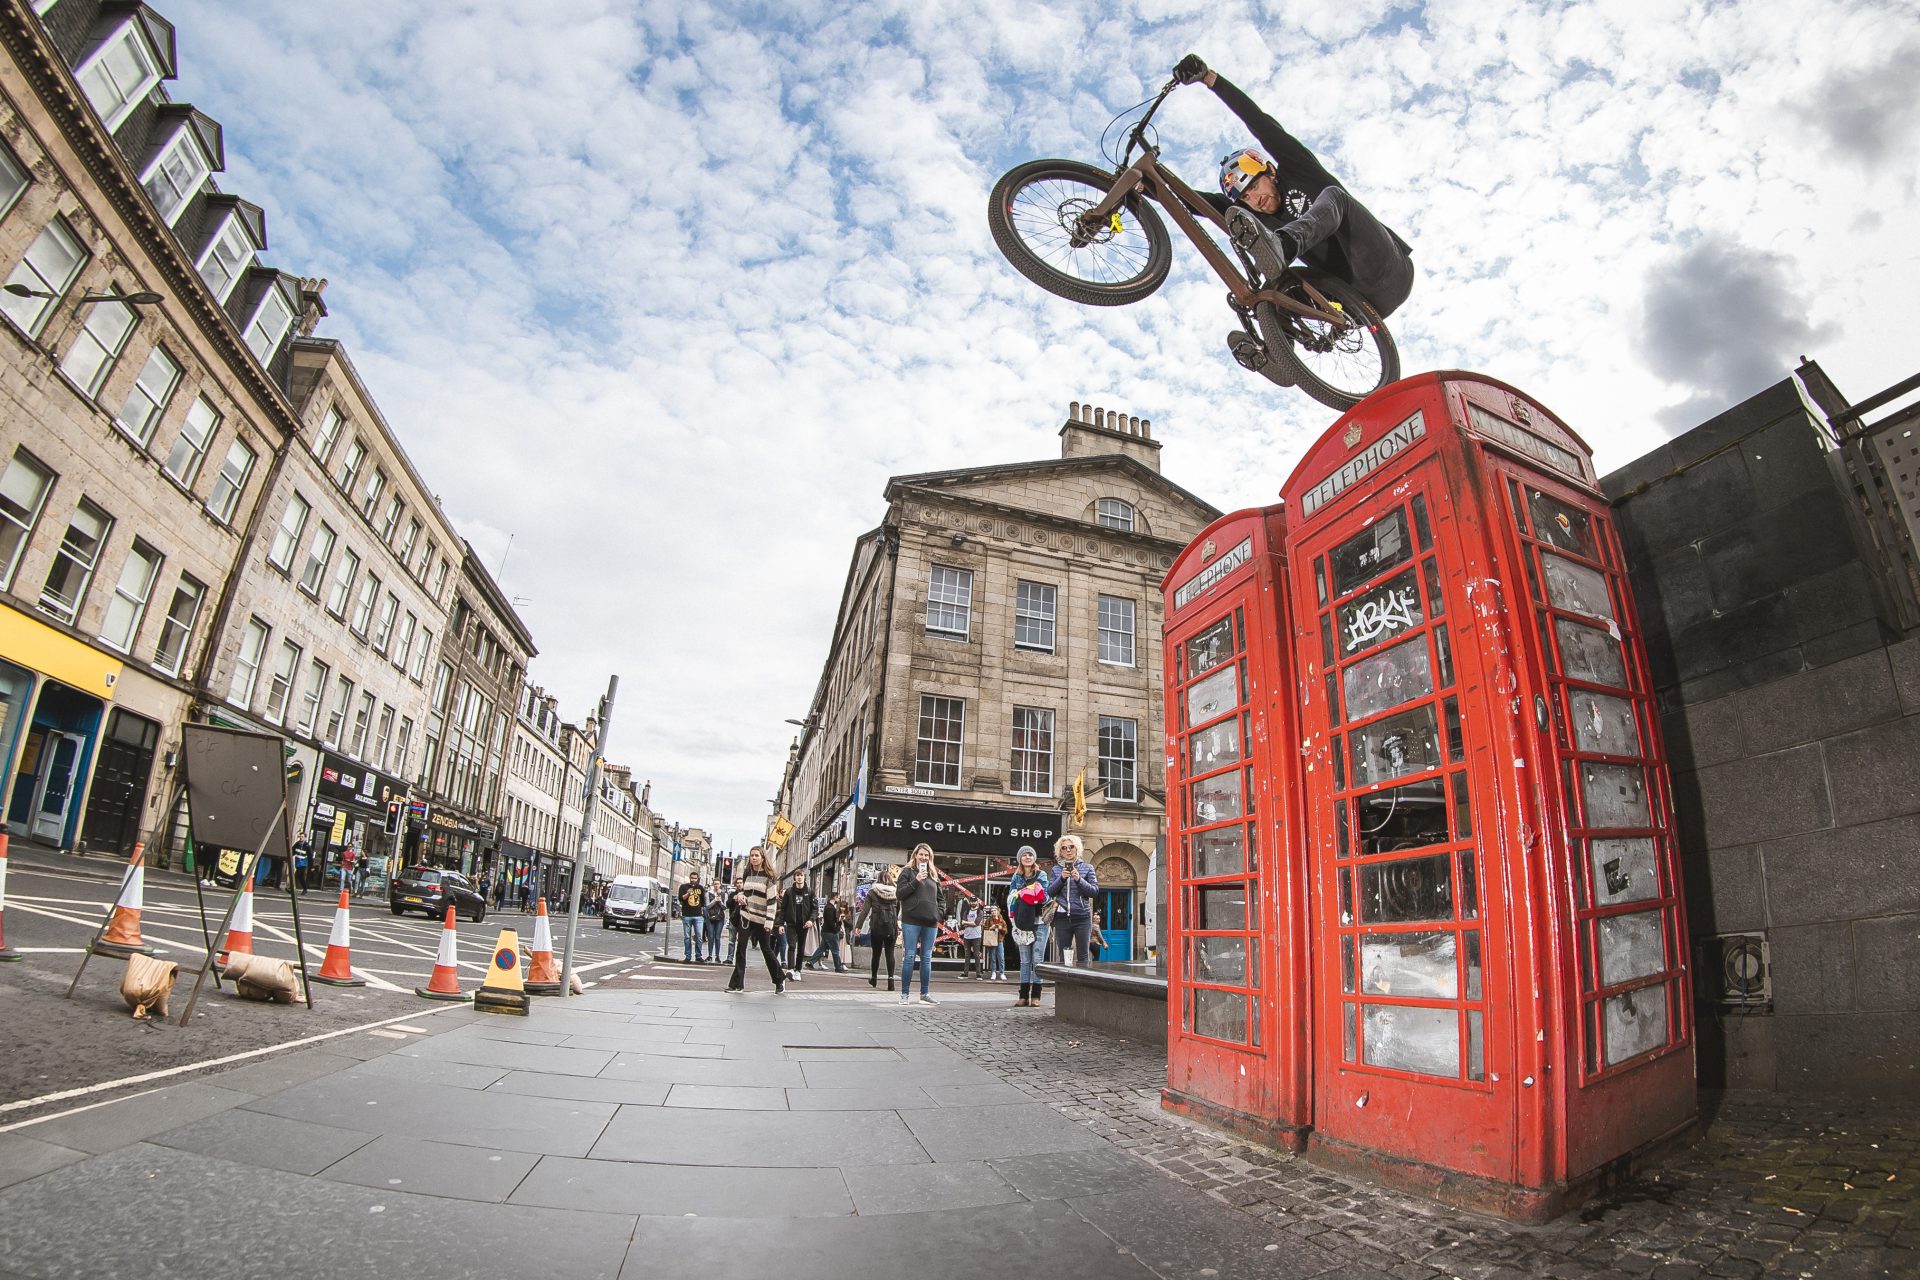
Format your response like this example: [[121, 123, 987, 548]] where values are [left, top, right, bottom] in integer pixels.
[[904, 1000, 1919, 1280]]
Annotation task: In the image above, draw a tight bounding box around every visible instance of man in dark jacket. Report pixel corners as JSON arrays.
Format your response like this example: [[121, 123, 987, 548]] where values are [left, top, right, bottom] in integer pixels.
[[677, 872, 707, 963], [779, 870, 816, 979], [1174, 54, 1414, 379]]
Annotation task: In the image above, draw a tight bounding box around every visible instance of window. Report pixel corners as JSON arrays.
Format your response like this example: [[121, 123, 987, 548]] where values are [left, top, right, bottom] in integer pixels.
[[74, 19, 162, 131], [38, 498, 111, 624], [410, 627, 433, 681], [0, 449, 55, 590], [1010, 706, 1054, 795], [152, 574, 204, 675], [349, 691, 375, 757], [298, 658, 329, 736], [98, 540, 160, 652], [429, 555, 448, 600], [163, 395, 218, 485], [394, 610, 417, 671], [229, 617, 269, 708], [1014, 580, 1056, 652], [266, 492, 309, 571], [1095, 498, 1136, 531], [309, 406, 343, 465], [194, 212, 254, 304], [373, 591, 398, 652], [380, 494, 403, 543], [396, 717, 414, 776], [1098, 595, 1137, 666], [297, 521, 335, 595], [139, 128, 210, 227], [205, 436, 255, 524], [396, 516, 420, 565], [58, 296, 135, 397], [1099, 716, 1138, 802], [374, 705, 395, 770], [915, 694, 965, 788], [326, 547, 360, 617], [351, 571, 380, 635], [1, 219, 87, 337], [325, 675, 353, 745], [335, 437, 365, 493], [926, 566, 972, 638], [114, 345, 180, 447], [263, 638, 301, 723], [0, 143, 25, 220], [360, 467, 387, 518], [243, 283, 294, 363]]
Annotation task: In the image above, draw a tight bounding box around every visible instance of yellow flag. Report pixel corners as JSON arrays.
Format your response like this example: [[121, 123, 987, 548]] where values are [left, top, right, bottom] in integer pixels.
[[768, 815, 795, 849], [1072, 770, 1086, 827]]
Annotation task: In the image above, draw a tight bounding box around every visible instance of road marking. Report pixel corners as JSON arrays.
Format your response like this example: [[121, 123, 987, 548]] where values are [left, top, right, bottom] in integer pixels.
[[7, 946, 87, 954], [0, 1008, 453, 1124]]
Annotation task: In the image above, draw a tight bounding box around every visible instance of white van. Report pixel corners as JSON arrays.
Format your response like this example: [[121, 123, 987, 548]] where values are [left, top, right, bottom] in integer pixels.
[[603, 874, 667, 932]]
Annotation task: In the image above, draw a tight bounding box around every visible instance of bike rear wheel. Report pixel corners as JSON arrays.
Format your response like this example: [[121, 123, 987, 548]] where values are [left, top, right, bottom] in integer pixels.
[[988, 159, 1171, 306], [1256, 269, 1400, 411]]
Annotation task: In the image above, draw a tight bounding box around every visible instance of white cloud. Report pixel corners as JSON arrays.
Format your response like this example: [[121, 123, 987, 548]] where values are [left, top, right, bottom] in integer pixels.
[[159, 0, 1919, 850]]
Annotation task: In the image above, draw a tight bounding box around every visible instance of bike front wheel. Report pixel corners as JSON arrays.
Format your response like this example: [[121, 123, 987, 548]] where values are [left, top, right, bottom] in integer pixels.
[[988, 159, 1171, 306], [1257, 269, 1400, 411]]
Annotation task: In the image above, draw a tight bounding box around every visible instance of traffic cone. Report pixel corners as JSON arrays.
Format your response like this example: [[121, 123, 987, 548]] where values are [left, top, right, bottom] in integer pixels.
[[218, 878, 256, 963], [415, 906, 470, 1002], [0, 834, 18, 961], [92, 842, 153, 958], [312, 888, 366, 987], [525, 897, 562, 995]]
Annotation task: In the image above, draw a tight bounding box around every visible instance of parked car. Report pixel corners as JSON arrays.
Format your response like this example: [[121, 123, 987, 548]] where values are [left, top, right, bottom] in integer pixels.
[[389, 866, 487, 922], [602, 874, 667, 932]]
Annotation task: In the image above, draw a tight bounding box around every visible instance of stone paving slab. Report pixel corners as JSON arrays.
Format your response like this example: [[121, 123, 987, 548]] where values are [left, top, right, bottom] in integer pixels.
[[242, 1071, 616, 1157], [487, 1070, 671, 1106], [590, 1103, 929, 1166], [20, 1082, 256, 1155], [839, 1159, 1024, 1215], [318, 1133, 540, 1202], [512, 1154, 854, 1218], [148, 1107, 375, 1175], [0, 1135, 88, 1192]]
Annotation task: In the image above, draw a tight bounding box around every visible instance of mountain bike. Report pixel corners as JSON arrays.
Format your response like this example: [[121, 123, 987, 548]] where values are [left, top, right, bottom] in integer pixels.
[[987, 80, 1399, 412]]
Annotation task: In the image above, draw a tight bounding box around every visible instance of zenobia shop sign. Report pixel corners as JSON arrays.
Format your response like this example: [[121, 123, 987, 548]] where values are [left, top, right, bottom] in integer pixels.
[[853, 796, 1061, 858]]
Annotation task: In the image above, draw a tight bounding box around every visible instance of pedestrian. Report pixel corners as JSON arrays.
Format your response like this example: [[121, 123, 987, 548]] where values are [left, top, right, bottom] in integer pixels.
[[290, 838, 311, 894], [725, 888, 743, 964], [341, 847, 357, 895], [982, 905, 1007, 981], [897, 843, 941, 1006], [518, 875, 532, 911], [807, 893, 846, 973], [1047, 834, 1099, 967], [725, 846, 785, 994], [703, 888, 726, 963], [857, 866, 900, 991], [494, 874, 508, 908], [677, 871, 708, 963], [960, 899, 983, 979], [1008, 845, 1051, 1007], [779, 870, 815, 980]]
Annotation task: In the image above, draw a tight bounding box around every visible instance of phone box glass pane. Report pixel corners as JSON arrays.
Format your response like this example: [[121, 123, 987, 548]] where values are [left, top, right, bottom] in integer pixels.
[[1187, 718, 1242, 774], [1590, 837, 1659, 906], [1570, 691, 1642, 757], [1185, 617, 1236, 677], [1359, 852, 1454, 924], [1197, 884, 1248, 931], [1356, 776, 1448, 855], [1343, 635, 1433, 722], [1192, 769, 1244, 825], [1194, 988, 1249, 1043], [1603, 984, 1669, 1066], [1190, 826, 1246, 878], [1527, 489, 1597, 558], [1349, 704, 1441, 788], [1186, 665, 1239, 725], [1582, 763, 1650, 828], [1331, 509, 1412, 598], [1338, 568, 1424, 657], [1598, 910, 1667, 986], [1542, 554, 1615, 622], [1194, 935, 1249, 987], [1556, 618, 1626, 687], [1360, 930, 1457, 998], [1363, 1004, 1459, 1077]]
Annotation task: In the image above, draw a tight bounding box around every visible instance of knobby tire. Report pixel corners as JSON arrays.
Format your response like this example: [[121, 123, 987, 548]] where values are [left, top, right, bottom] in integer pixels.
[[988, 159, 1171, 306]]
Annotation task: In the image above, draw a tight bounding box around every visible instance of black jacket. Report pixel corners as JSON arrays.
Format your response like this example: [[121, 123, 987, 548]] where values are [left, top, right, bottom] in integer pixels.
[[896, 864, 942, 927], [779, 884, 816, 929], [858, 890, 898, 937]]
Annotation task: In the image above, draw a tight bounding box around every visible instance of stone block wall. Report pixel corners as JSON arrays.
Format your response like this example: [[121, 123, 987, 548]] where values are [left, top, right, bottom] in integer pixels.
[[1604, 377, 1919, 1096]]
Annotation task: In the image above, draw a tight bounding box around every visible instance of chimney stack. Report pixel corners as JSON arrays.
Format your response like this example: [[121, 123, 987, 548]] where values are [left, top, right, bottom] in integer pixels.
[[1059, 398, 1162, 473]]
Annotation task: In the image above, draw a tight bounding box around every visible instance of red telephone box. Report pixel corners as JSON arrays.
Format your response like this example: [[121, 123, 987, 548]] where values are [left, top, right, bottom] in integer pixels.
[[1159, 507, 1312, 1148], [1279, 372, 1695, 1219]]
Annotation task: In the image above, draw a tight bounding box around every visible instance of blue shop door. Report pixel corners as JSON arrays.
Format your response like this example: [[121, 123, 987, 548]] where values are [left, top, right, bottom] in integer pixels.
[[1097, 888, 1133, 962]]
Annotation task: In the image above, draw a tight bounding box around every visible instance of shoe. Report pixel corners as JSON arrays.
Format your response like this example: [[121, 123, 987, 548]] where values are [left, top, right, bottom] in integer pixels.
[[774, 985, 786, 995], [886, 979, 895, 992], [1226, 329, 1295, 387], [918, 995, 938, 1006], [725, 985, 743, 994], [899, 993, 911, 1004], [1226, 205, 1293, 284], [792, 970, 802, 981], [868, 977, 877, 988]]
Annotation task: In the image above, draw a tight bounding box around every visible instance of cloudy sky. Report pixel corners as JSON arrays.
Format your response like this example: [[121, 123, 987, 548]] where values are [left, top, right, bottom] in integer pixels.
[[160, 0, 1917, 853]]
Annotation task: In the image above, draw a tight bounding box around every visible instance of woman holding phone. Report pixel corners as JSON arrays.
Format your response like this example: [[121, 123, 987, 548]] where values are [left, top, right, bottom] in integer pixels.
[[897, 843, 942, 1005]]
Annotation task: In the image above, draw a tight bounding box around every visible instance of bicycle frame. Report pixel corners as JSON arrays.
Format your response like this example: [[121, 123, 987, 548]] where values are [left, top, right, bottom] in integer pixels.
[[1077, 100, 1352, 329]]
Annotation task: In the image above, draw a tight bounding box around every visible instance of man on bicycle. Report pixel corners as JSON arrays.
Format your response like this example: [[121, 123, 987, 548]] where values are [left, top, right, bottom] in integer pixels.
[[1173, 55, 1414, 377]]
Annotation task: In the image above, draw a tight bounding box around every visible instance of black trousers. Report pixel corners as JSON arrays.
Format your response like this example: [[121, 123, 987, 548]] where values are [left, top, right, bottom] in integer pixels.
[[869, 935, 896, 983], [729, 923, 784, 990], [1283, 185, 1414, 319]]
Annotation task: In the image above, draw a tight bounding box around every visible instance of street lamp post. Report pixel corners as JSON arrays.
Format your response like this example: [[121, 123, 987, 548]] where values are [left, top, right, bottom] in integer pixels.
[[2, 283, 165, 306]]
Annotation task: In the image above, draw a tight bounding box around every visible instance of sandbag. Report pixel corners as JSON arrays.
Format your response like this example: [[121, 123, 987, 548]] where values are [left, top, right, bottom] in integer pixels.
[[222, 952, 300, 1003], [120, 953, 179, 1020]]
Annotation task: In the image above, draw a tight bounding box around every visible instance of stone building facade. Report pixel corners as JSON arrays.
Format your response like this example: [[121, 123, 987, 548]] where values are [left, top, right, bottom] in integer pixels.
[[781, 402, 1218, 961]]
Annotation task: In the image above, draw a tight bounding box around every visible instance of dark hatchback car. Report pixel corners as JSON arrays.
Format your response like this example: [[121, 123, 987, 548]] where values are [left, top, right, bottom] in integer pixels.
[[389, 866, 488, 922]]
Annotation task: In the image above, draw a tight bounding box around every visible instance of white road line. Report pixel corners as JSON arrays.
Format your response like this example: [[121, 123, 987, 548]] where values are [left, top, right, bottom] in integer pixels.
[[0, 1008, 452, 1124]]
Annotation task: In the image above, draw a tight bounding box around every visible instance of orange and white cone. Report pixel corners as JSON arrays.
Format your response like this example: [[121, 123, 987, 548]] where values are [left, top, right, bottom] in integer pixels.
[[0, 833, 18, 961], [92, 842, 153, 958], [525, 897, 562, 995], [218, 878, 256, 964], [415, 905, 470, 1001], [312, 888, 366, 987]]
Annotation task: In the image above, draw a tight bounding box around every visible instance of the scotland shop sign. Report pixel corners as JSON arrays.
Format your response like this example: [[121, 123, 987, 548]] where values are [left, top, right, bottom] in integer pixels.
[[854, 796, 1062, 858]]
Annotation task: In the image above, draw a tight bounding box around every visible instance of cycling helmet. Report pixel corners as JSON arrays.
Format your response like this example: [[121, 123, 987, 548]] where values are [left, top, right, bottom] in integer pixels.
[[1219, 147, 1274, 201]]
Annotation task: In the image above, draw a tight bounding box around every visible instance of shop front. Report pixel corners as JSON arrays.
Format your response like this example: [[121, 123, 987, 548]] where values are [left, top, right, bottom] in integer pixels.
[[419, 805, 496, 878], [1, 603, 121, 850], [803, 798, 855, 896], [310, 751, 406, 897]]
